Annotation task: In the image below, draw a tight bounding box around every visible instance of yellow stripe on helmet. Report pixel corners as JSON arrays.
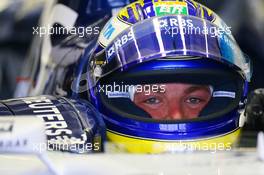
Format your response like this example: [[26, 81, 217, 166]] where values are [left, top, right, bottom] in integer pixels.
[[107, 128, 241, 153]]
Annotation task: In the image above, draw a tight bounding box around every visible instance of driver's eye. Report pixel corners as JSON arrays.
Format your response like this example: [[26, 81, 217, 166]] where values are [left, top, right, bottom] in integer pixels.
[[186, 97, 203, 104], [144, 97, 161, 104]]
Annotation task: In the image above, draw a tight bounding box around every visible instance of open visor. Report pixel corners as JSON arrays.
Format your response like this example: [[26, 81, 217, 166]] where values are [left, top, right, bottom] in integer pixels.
[[91, 15, 251, 85], [98, 65, 245, 121]]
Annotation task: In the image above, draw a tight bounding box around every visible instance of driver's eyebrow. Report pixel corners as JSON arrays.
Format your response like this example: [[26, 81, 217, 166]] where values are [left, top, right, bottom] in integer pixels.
[[184, 85, 211, 94]]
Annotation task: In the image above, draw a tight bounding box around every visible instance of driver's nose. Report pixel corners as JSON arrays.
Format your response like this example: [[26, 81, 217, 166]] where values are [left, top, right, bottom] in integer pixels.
[[166, 102, 185, 120]]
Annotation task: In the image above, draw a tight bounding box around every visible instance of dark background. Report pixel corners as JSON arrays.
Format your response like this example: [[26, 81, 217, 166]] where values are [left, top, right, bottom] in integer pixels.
[[197, 0, 264, 91]]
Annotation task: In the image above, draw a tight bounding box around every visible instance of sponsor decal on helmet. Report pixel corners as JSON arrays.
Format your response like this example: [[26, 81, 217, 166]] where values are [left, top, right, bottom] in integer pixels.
[[213, 91, 236, 98], [107, 92, 130, 98], [98, 17, 130, 48], [106, 30, 134, 60], [158, 17, 194, 28], [118, 1, 145, 24], [103, 23, 115, 40], [154, 1, 188, 16]]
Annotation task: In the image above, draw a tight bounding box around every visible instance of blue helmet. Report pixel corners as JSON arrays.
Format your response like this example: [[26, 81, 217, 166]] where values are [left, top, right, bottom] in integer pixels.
[[88, 0, 252, 153]]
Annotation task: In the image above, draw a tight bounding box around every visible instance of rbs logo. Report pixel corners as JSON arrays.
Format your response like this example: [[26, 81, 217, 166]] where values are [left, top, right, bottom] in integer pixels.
[[106, 31, 133, 60]]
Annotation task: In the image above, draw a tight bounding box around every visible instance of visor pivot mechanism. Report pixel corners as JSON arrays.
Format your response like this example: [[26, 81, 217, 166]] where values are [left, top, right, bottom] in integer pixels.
[[94, 66, 102, 78]]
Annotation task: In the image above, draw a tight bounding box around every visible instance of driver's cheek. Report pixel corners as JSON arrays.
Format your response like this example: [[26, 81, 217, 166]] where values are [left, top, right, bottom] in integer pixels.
[[183, 105, 204, 119], [145, 105, 168, 120]]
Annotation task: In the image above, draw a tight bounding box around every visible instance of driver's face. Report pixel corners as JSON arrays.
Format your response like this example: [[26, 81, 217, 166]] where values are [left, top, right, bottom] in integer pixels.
[[133, 83, 211, 120]]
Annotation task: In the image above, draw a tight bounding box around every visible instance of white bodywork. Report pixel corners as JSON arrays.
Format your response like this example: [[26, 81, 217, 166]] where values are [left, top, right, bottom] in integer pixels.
[[0, 149, 264, 175], [1, 117, 263, 175]]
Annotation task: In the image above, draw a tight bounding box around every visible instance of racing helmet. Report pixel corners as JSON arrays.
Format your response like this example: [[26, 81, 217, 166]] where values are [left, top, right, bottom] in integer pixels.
[[87, 0, 252, 153]]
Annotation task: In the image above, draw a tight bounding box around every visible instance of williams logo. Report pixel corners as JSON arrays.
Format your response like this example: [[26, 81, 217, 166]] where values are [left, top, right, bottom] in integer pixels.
[[0, 121, 14, 132]]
